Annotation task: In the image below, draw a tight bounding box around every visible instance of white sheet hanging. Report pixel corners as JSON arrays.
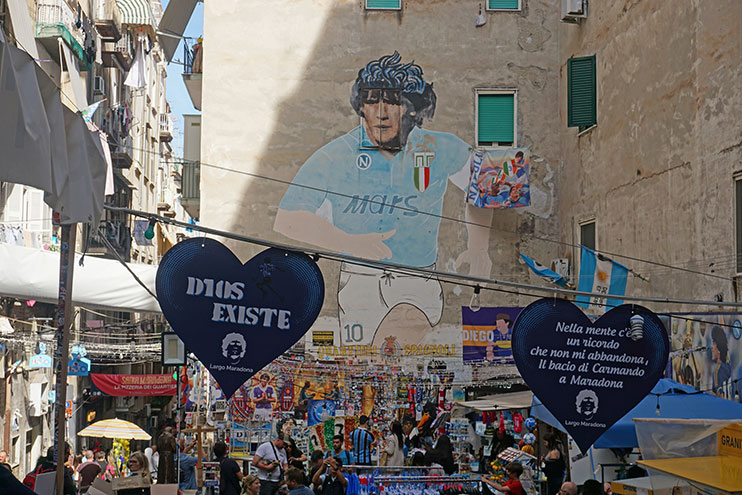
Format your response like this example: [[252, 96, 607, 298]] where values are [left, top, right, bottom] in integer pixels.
[[0, 243, 161, 313]]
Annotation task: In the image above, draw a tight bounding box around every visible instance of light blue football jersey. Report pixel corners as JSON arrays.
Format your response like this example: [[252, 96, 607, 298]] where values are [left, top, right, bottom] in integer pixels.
[[279, 126, 470, 267]]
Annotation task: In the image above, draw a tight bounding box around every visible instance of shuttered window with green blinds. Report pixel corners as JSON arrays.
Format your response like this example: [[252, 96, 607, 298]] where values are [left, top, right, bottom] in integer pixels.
[[568, 55, 597, 128], [366, 0, 401, 9], [477, 93, 515, 147], [487, 0, 520, 10]]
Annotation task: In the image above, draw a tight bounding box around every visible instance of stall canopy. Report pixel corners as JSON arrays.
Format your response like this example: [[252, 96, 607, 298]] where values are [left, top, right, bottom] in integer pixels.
[[455, 390, 533, 411], [532, 379, 742, 448], [0, 243, 160, 313]]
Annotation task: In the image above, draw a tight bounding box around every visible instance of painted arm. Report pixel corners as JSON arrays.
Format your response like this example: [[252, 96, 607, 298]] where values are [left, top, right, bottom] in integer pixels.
[[274, 209, 395, 260], [455, 204, 493, 276]]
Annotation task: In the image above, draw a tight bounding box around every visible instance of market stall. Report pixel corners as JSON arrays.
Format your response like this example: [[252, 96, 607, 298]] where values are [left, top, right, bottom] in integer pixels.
[[634, 419, 742, 495]]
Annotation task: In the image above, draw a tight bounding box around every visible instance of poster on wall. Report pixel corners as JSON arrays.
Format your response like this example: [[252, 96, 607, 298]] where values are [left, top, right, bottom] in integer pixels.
[[156, 238, 324, 398], [462, 307, 522, 363], [273, 52, 492, 352], [511, 298, 669, 452], [669, 313, 741, 402], [467, 148, 531, 208]]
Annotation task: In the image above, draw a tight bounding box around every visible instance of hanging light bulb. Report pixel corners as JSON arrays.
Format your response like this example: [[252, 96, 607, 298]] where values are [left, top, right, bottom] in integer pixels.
[[630, 314, 644, 341], [469, 286, 482, 312], [144, 219, 156, 240]]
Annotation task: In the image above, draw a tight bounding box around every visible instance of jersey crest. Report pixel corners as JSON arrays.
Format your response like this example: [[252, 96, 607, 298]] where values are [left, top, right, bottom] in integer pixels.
[[413, 152, 434, 192]]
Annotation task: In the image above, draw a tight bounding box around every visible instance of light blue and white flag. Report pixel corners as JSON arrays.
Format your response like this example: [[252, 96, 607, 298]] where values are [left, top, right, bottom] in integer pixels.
[[576, 246, 629, 313], [520, 253, 567, 287]]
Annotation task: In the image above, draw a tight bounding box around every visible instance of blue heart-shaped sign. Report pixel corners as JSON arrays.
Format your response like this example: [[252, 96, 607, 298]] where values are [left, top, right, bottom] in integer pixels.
[[512, 298, 668, 452], [156, 238, 324, 399]]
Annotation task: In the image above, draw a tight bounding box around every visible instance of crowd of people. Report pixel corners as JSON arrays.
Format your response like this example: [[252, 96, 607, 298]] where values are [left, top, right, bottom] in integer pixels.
[[0, 414, 626, 495]]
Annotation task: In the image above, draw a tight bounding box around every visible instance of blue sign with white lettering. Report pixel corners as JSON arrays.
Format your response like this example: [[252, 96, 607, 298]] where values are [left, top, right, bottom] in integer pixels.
[[156, 238, 324, 399], [511, 298, 668, 452]]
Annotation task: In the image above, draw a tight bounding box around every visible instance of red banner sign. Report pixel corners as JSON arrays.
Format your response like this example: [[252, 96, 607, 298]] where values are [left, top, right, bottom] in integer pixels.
[[91, 374, 176, 396]]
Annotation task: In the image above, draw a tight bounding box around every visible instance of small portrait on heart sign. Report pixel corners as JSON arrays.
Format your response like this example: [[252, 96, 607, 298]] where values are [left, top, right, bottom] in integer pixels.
[[575, 389, 599, 420], [221, 332, 248, 365]]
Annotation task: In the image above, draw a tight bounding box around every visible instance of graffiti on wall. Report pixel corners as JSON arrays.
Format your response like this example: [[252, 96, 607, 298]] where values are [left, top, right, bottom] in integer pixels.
[[669, 313, 742, 401], [274, 52, 492, 350]]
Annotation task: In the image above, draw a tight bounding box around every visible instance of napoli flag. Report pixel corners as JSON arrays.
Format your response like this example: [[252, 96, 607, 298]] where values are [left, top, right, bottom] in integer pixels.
[[307, 400, 336, 426], [575, 246, 629, 313], [520, 254, 567, 287]]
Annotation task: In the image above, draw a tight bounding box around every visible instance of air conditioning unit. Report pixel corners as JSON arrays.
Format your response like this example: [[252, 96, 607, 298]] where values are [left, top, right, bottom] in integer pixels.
[[562, 0, 587, 23], [94, 76, 105, 96]]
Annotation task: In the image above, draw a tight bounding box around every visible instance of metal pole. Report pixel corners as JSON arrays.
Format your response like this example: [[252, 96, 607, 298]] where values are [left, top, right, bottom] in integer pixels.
[[54, 223, 77, 494]]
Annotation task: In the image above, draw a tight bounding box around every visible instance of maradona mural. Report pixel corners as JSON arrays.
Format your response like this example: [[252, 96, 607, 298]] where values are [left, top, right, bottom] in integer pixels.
[[274, 52, 492, 351]]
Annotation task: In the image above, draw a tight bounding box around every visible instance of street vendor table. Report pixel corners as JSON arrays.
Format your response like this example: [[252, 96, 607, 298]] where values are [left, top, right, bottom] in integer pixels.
[[637, 457, 742, 495]]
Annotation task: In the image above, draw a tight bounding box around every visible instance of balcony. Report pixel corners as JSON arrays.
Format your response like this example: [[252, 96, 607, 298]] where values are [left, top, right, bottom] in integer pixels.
[[182, 39, 202, 110], [180, 160, 200, 220], [87, 221, 132, 260], [102, 30, 133, 70], [110, 135, 134, 168], [159, 114, 173, 143], [95, 0, 123, 41], [35, 0, 92, 69]]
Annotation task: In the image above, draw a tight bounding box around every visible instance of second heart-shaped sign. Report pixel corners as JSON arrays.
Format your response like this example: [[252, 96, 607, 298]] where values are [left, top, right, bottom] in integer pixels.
[[512, 298, 669, 452], [156, 238, 325, 399]]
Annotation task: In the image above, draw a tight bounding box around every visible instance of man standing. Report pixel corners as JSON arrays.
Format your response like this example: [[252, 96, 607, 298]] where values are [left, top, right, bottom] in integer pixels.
[[178, 436, 205, 495], [275, 52, 493, 349], [286, 468, 313, 495], [311, 457, 347, 495], [324, 434, 354, 466], [157, 425, 177, 484], [252, 374, 277, 421], [214, 440, 243, 495], [307, 451, 324, 495], [252, 431, 288, 495], [349, 415, 375, 466]]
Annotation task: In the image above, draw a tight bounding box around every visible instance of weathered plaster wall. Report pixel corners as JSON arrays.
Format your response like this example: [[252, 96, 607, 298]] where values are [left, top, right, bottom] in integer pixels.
[[200, 0, 563, 350], [558, 0, 742, 309]]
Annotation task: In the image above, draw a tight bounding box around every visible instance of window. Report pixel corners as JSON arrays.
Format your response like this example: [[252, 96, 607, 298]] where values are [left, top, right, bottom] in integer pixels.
[[580, 220, 596, 251], [736, 178, 742, 272], [486, 0, 520, 10], [567, 55, 597, 129], [476, 90, 516, 148], [365, 0, 401, 10]]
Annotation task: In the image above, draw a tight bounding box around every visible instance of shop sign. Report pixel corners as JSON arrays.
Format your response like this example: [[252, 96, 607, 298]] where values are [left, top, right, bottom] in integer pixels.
[[91, 374, 176, 396], [312, 331, 334, 346], [512, 298, 669, 452], [315, 343, 457, 360], [156, 238, 324, 399], [719, 424, 742, 457]]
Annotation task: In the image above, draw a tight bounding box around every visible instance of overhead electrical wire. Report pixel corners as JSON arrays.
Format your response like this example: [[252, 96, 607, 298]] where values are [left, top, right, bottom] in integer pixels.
[[105, 205, 742, 309]]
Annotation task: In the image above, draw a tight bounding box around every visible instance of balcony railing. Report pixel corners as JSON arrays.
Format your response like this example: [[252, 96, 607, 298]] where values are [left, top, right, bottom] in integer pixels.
[[109, 135, 134, 168], [159, 114, 173, 142], [88, 221, 131, 260], [95, 0, 123, 41], [37, 0, 82, 44]]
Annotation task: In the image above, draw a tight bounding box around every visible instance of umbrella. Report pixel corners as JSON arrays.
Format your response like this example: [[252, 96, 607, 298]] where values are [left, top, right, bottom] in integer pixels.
[[78, 418, 151, 441]]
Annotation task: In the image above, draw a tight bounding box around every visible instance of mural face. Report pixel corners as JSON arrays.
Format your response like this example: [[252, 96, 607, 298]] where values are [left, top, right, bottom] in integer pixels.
[[670, 314, 742, 401], [274, 52, 491, 350]]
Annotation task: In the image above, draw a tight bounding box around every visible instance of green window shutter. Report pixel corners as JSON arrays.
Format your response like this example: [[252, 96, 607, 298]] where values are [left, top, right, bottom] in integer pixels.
[[568, 55, 597, 128], [478, 94, 514, 146], [366, 0, 401, 9], [487, 0, 519, 9]]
